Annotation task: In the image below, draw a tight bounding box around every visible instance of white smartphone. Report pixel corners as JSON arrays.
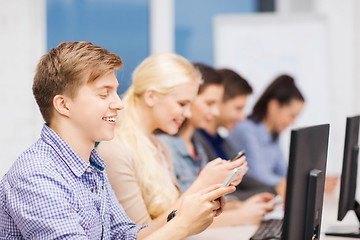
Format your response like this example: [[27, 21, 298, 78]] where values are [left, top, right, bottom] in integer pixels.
[[230, 150, 246, 161], [269, 195, 283, 205], [222, 167, 242, 187]]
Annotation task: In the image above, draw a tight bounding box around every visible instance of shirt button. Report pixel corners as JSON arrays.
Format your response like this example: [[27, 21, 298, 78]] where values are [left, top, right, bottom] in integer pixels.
[[91, 188, 94, 192], [86, 167, 92, 173], [88, 221, 90, 226], [101, 186, 104, 190]]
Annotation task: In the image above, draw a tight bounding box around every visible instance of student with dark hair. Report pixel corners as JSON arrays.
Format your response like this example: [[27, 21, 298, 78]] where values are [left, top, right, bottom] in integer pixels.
[[196, 68, 254, 160], [227, 74, 305, 196], [195, 68, 277, 200]]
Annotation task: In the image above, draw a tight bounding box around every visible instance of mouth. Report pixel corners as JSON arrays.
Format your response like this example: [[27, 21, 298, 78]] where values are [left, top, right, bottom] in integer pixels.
[[205, 116, 213, 123], [174, 119, 184, 127], [102, 116, 116, 123]]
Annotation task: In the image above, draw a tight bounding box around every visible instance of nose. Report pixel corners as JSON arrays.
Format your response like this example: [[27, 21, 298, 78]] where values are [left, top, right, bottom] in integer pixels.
[[110, 93, 124, 111], [212, 105, 220, 117], [184, 105, 192, 118]]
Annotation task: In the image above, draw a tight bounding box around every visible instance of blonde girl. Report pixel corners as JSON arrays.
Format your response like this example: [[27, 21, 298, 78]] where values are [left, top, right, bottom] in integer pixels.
[[97, 53, 246, 225]]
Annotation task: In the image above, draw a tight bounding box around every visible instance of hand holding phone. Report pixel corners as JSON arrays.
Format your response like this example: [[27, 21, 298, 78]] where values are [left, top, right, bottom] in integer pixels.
[[230, 150, 246, 161], [222, 167, 242, 187]]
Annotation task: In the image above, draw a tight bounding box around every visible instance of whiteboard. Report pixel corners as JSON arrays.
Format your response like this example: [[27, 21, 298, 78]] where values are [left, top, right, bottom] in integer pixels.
[[214, 14, 336, 172]]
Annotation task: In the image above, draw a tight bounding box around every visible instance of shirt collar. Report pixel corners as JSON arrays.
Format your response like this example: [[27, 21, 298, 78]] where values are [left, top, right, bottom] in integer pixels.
[[257, 122, 277, 143], [40, 124, 105, 177], [170, 135, 192, 157], [198, 129, 224, 145], [90, 150, 106, 171], [167, 135, 202, 162]]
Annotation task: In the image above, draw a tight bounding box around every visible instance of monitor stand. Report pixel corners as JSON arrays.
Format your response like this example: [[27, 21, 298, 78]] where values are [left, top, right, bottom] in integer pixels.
[[304, 169, 324, 240], [325, 200, 360, 237]]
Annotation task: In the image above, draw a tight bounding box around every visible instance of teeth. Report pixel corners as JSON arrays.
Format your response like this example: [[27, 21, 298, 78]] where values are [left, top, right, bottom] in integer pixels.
[[103, 117, 116, 122]]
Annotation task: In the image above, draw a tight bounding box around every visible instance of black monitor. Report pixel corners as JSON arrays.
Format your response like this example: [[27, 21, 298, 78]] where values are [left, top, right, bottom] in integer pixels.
[[326, 115, 360, 237], [282, 124, 330, 240]]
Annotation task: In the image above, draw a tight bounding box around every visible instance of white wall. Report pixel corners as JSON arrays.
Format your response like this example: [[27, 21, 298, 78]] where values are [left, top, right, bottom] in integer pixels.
[[0, 0, 46, 177], [313, 0, 359, 175], [214, 14, 333, 171]]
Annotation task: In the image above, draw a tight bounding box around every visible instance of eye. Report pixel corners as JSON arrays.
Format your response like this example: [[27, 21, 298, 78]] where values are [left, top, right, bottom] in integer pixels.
[[178, 101, 189, 107], [99, 92, 109, 98], [206, 101, 215, 106]]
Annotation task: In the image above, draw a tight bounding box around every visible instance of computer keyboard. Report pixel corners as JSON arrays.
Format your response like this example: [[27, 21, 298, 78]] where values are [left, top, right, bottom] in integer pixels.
[[249, 219, 283, 240]]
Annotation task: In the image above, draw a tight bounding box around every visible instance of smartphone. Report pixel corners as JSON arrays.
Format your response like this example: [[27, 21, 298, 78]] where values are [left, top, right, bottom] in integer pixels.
[[269, 195, 283, 205], [230, 150, 246, 161], [222, 167, 242, 187]]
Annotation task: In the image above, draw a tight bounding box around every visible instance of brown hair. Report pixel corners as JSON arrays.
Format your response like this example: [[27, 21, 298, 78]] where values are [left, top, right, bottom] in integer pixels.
[[193, 63, 222, 94], [249, 74, 305, 123], [217, 68, 253, 102], [33, 41, 123, 124]]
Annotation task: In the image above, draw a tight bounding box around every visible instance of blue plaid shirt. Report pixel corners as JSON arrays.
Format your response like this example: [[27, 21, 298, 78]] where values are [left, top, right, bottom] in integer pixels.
[[0, 125, 146, 239]]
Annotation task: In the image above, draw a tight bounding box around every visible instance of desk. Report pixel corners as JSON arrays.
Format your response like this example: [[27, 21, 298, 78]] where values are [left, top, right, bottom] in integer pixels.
[[189, 192, 358, 240]]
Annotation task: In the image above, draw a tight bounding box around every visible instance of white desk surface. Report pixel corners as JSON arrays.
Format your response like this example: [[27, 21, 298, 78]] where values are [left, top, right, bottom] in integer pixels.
[[188, 192, 359, 240]]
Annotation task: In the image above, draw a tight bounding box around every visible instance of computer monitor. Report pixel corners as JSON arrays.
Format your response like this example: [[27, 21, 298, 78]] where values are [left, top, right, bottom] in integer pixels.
[[282, 124, 330, 240], [326, 115, 360, 237]]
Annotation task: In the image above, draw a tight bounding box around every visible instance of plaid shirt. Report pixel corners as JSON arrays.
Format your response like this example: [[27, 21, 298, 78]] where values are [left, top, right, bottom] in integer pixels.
[[0, 125, 145, 239]]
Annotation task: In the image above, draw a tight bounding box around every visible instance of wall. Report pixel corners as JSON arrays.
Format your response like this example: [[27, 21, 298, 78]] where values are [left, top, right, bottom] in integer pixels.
[[0, 0, 46, 177], [47, 0, 150, 94], [313, 0, 359, 175], [175, 0, 257, 65], [214, 14, 332, 170]]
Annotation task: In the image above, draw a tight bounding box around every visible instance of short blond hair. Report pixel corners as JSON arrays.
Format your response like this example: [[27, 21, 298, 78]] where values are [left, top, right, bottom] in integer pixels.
[[33, 41, 123, 124]]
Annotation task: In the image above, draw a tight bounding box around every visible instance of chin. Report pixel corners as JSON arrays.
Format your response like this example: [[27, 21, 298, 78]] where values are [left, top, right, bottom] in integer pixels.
[[166, 127, 180, 135], [98, 132, 115, 142]]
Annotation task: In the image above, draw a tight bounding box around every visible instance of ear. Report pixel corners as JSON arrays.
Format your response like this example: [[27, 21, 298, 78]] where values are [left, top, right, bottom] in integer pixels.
[[143, 89, 157, 107], [267, 99, 280, 115], [53, 95, 71, 117]]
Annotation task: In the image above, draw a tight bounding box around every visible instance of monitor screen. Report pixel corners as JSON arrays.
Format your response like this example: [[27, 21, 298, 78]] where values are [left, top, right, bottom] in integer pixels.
[[325, 115, 360, 237], [338, 115, 360, 220], [282, 124, 330, 240]]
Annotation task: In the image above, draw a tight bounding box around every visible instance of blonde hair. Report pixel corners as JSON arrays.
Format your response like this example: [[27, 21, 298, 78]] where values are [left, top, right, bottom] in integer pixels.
[[116, 53, 202, 219]]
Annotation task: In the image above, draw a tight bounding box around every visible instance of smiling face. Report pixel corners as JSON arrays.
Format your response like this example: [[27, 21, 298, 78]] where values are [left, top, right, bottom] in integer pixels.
[[151, 81, 199, 135], [218, 94, 248, 131], [66, 71, 123, 142], [189, 84, 224, 129]]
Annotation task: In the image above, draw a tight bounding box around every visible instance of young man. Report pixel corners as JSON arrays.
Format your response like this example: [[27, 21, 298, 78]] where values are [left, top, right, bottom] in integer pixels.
[[0, 41, 234, 239], [195, 68, 277, 200]]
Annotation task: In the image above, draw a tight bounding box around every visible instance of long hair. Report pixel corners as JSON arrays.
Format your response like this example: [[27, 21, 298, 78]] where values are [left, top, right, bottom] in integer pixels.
[[249, 74, 305, 123], [116, 53, 202, 219]]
